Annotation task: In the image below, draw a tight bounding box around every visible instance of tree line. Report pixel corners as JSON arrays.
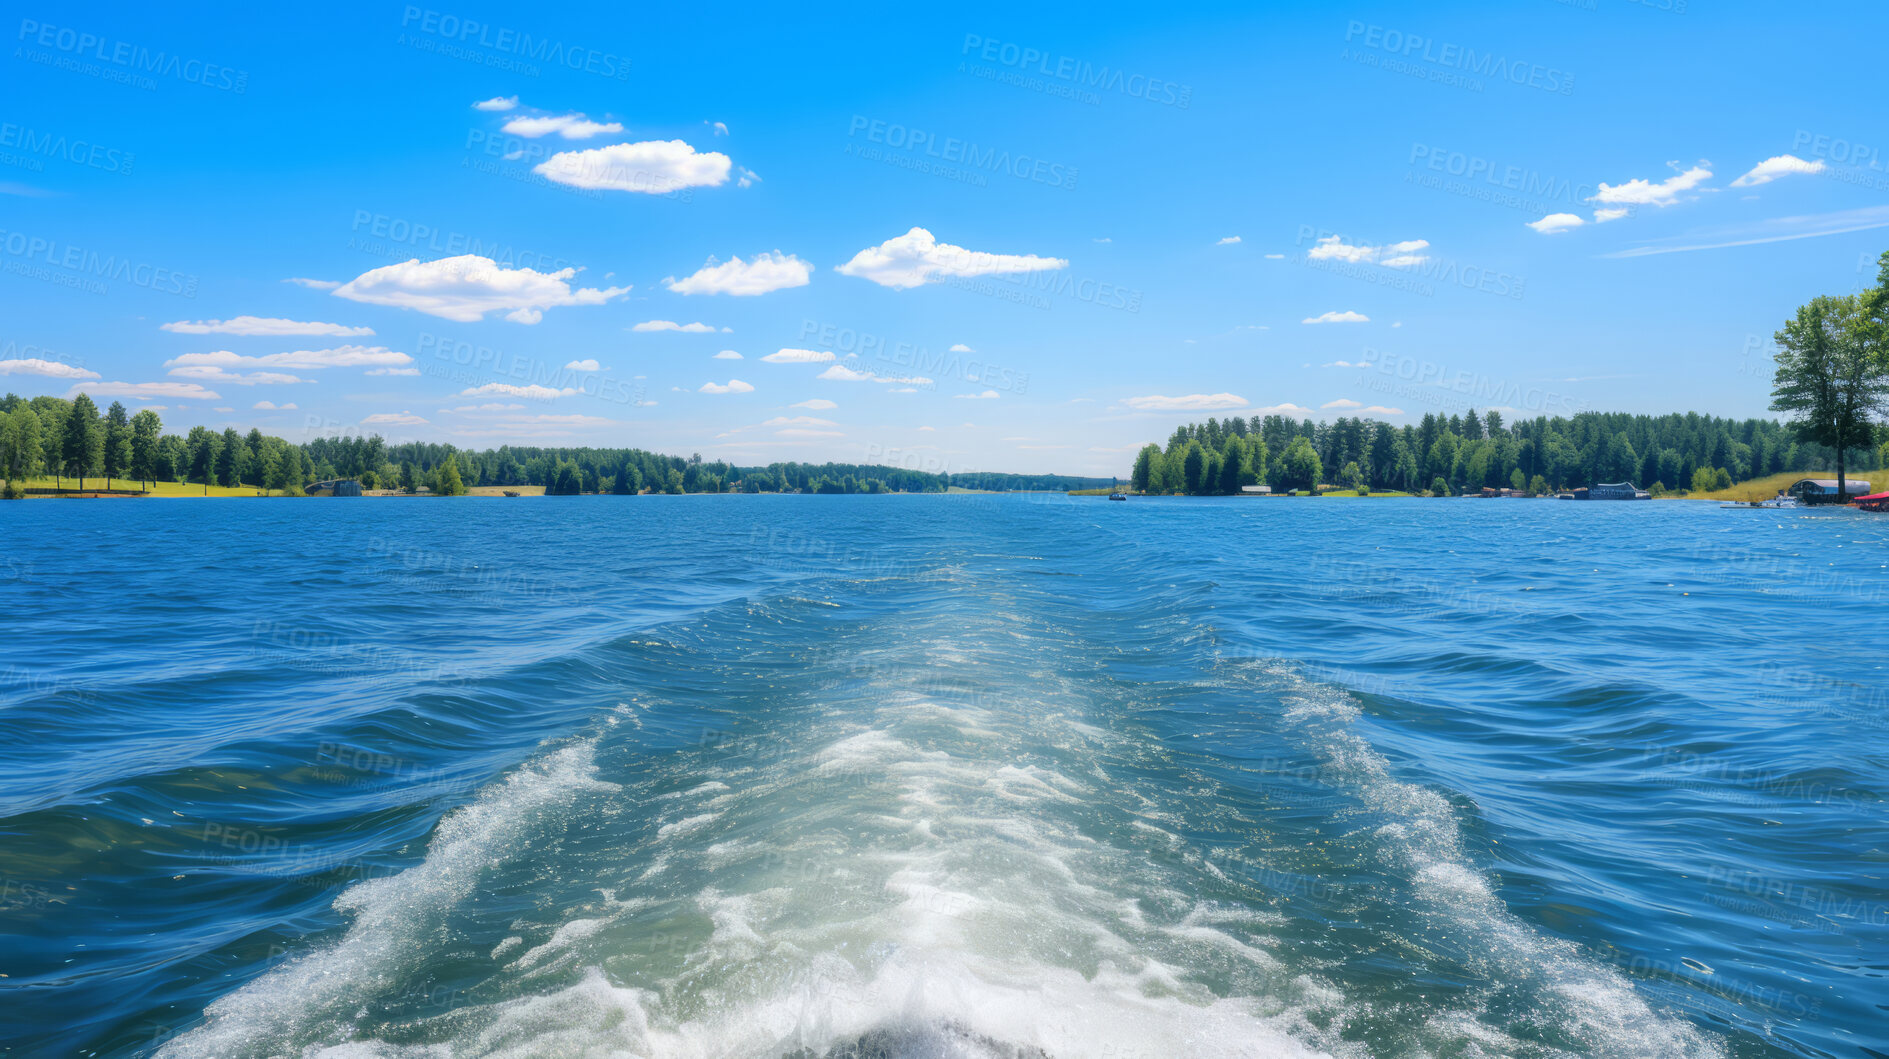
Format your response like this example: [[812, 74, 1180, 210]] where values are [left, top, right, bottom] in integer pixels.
[[0, 394, 1106, 498], [1129, 407, 1889, 497]]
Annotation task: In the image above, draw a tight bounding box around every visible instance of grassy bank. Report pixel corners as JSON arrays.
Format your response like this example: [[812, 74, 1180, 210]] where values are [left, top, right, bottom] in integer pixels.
[[1686, 471, 1880, 503]]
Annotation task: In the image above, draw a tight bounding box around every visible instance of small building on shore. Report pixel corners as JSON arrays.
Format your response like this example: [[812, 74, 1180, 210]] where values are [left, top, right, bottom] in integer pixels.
[[1788, 478, 1874, 504], [1587, 482, 1651, 500], [1240, 485, 1272, 495]]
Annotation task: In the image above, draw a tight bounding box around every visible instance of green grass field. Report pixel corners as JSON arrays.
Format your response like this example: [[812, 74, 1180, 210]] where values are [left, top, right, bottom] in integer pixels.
[[13, 476, 277, 498]]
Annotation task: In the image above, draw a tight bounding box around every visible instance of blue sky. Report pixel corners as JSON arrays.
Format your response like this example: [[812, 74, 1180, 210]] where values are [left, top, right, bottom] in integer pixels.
[[4, 0, 1886, 476]]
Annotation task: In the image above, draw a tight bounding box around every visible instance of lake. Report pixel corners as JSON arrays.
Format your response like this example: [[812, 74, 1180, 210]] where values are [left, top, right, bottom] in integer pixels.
[[1, 495, 1883, 1058]]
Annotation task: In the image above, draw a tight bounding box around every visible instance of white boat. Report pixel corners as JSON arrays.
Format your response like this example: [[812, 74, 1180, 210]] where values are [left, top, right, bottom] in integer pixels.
[[1720, 494, 1799, 509]]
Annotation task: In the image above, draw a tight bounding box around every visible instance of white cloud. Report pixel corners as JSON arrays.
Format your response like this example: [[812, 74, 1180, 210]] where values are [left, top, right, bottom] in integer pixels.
[[699, 379, 755, 394], [1302, 310, 1370, 324], [711, 121, 728, 136], [565, 358, 601, 371], [69, 381, 221, 401], [1592, 164, 1712, 206], [368, 366, 420, 376], [949, 343, 974, 353], [816, 364, 932, 385], [1216, 235, 1242, 245], [1252, 402, 1316, 417], [459, 383, 577, 399], [1731, 154, 1826, 188], [1122, 393, 1247, 412], [162, 316, 374, 337], [473, 96, 519, 111], [164, 346, 413, 384], [332, 255, 628, 323], [362, 411, 428, 426], [835, 227, 1067, 289], [284, 277, 340, 290], [501, 113, 624, 139], [762, 348, 835, 364], [713, 350, 743, 360], [1322, 399, 1362, 409], [0, 358, 99, 380], [736, 166, 760, 188], [664, 251, 813, 297], [631, 319, 726, 332], [445, 402, 526, 412], [535, 139, 732, 194], [918, 425, 936, 431], [775, 428, 842, 438], [791, 398, 837, 410], [1306, 236, 1430, 267], [1323, 360, 1364, 368], [1358, 405, 1403, 415], [954, 390, 1000, 399], [1528, 212, 1585, 234], [1264, 253, 1285, 259], [761, 415, 837, 427], [251, 400, 299, 410]]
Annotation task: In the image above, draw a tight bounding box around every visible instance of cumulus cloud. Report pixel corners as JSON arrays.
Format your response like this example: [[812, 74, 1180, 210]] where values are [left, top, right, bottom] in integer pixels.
[[762, 348, 835, 364], [1322, 399, 1363, 409], [1358, 405, 1403, 415], [1731, 154, 1826, 188], [954, 390, 1000, 399], [713, 350, 743, 360], [1592, 164, 1712, 207], [1306, 235, 1430, 267], [775, 428, 842, 438], [1122, 393, 1248, 412], [699, 379, 755, 394], [1216, 236, 1242, 245], [949, 343, 974, 353], [502, 113, 623, 139], [331, 255, 628, 323], [535, 139, 733, 194], [284, 277, 340, 290], [1593, 208, 1629, 223], [791, 398, 837, 410], [459, 383, 577, 399], [631, 320, 727, 332], [1302, 310, 1370, 324], [761, 415, 837, 427], [251, 401, 299, 410], [162, 316, 374, 337], [835, 227, 1067, 289], [814, 364, 934, 386], [664, 251, 813, 296], [362, 412, 428, 426], [163, 346, 413, 386], [473, 96, 519, 111], [1528, 212, 1585, 234], [565, 359, 600, 371], [0, 358, 99, 380], [69, 381, 221, 401]]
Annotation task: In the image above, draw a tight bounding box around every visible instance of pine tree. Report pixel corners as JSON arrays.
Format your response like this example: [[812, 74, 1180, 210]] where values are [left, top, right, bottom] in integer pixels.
[[63, 392, 102, 490], [102, 401, 130, 490]]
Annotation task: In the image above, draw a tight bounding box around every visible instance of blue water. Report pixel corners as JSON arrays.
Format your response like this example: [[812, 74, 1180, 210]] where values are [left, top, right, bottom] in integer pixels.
[[1, 495, 1884, 1058]]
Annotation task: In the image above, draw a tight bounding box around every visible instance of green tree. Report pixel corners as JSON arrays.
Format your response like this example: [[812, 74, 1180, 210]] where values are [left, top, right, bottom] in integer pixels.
[[63, 392, 102, 490], [1771, 293, 1889, 499], [186, 425, 220, 494], [359, 468, 379, 491], [102, 401, 131, 489], [216, 427, 243, 487], [1510, 468, 1526, 493], [400, 462, 419, 493], [1, 405, 43, 493], [1279, 436, 1322, 493], [129, 409, 162, 489], [1180, 440, 1207, 494], [432, 457, 466, 496], [1131, 444, 1158, 493], [1216, 441, 1243, 495], [1342, 461, 1367, 494], [1529, 474, 1549, 496], [665, 469, 684, 494], [1430, 475, 1449, 497]]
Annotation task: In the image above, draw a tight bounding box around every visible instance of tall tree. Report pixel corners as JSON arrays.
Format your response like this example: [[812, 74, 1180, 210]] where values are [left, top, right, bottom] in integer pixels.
[[1771, 293, 1889, 499], [186, 425, 220, 495], [63, 392, 102, 491], [1, 405, 43, 494], [101, 401, 131, 490], [129, 410, 163, 489], [216, 427, 243, 488]]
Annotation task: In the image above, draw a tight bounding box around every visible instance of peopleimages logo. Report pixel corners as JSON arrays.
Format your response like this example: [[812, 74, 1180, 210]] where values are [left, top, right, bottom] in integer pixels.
[[960, 34, 1192, 108], [398, 8, 630, 79], [16, 19, 248, 93], [846, 116, 1078, 191], [1343, 21, 1574, 95]]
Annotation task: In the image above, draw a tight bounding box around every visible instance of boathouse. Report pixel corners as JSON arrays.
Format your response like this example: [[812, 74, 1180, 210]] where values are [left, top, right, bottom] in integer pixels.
[[1788, 478, 1874, 504]]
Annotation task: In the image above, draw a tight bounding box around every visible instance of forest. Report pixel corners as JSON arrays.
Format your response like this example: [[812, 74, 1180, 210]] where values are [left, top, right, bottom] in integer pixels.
[[1129, 408, 1889, 496], [0, 393, 1109, 497]]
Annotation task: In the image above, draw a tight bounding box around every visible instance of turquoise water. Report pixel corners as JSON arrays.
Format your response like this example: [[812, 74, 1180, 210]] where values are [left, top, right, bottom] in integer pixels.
[[1, 495, 1884, 1058]]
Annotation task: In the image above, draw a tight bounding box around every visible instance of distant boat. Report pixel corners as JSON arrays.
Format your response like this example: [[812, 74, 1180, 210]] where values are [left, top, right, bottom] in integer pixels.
[[1107, 493, 1127, 501], [502, 490, 521, 497]]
